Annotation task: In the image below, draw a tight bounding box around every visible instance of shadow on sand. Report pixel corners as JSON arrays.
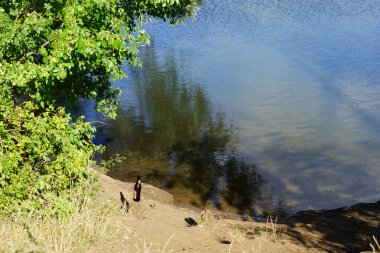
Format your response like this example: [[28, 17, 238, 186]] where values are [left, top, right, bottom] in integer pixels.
[[281, 201, 380, 253]]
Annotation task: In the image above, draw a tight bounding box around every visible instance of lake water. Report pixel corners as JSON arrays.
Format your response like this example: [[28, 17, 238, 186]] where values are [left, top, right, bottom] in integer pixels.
[[79, 0, 380, 215]]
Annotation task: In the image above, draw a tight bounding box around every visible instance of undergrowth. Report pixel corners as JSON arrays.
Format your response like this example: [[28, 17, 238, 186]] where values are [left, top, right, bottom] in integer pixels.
[[0, 180, 125, 253]]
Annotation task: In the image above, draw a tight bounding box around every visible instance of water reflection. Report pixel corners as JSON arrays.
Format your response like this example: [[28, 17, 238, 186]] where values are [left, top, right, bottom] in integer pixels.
[[135, 0, 380, 212], [78, 0, 380, 213], [100, 49, 285, 215]]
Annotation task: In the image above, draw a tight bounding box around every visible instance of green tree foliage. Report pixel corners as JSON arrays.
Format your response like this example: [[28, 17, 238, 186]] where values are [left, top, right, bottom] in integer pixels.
[[0, 0, 199, 215], [0, 0, 199, 117], [0, 89, 100, 215]]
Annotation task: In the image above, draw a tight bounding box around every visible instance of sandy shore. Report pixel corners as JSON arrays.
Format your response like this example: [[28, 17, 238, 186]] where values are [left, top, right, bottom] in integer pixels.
[[90, 172, 380, 253]]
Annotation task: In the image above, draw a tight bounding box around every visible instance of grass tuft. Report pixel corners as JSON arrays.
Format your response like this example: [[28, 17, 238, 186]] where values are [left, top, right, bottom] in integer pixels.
[[228, 227, 246, 242], [248, 216, 283, 240], [132, 234, 175, 253]]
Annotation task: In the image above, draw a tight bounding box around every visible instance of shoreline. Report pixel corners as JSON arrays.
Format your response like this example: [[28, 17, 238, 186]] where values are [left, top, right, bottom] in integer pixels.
[[101, 171, 380, 220], [98, 172, 380, 252]]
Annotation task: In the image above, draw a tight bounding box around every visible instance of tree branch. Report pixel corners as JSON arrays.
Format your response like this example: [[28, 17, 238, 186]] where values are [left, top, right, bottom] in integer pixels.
[[0, 40, 51, 85], [19, 40, 51, 62]]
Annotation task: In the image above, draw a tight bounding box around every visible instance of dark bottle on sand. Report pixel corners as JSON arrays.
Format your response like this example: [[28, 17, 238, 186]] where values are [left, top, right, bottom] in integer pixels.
[[133, 176, 142, 202]]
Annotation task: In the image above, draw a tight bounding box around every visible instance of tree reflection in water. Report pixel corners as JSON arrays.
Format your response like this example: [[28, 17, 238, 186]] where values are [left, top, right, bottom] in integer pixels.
[[102, 48, 284, 216]]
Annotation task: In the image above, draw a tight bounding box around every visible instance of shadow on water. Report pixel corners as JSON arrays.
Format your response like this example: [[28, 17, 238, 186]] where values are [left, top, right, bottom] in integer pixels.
[[99, 48, 285, 215]]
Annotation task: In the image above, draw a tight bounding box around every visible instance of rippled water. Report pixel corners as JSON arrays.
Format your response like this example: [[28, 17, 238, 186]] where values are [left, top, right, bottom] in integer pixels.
[[79, 0, 380, 214]]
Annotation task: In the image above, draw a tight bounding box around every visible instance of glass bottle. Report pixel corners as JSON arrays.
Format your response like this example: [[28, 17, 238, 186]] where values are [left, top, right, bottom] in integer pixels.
[[133, 175, 142, 202]]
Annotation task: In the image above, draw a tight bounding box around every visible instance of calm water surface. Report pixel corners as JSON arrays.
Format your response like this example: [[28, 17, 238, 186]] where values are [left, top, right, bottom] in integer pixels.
[[79, 0, 380, 214]]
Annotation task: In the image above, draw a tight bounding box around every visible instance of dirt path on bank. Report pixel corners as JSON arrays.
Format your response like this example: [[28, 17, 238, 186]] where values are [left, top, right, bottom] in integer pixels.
[[90, 173, 380, 253]]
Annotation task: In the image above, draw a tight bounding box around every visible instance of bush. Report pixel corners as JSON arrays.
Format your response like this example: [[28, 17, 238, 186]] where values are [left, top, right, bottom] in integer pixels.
[[0, 95, 101, 216]]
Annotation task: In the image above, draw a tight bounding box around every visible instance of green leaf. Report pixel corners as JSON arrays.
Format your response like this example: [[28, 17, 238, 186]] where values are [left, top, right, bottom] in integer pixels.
[[57, 69, 67, 79]]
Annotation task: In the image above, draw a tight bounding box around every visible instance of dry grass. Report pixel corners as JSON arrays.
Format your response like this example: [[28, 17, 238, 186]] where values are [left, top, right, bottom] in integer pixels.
[[371, 236, 380, 253], [198, 201, 214, 227], [132, 234, 175, 253], [0, 193, 126, 253], [246, 216, 283, 241], [223, 217, 283, 253], [228, 227, 246, 242], [198, 202, 284, 249]]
